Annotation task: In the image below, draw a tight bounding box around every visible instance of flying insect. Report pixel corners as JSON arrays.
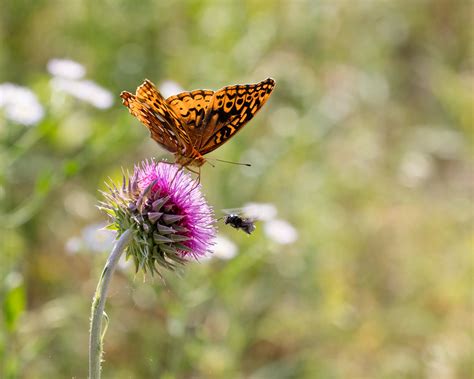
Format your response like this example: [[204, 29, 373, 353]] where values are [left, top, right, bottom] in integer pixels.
[[223, 213, 256, 235]]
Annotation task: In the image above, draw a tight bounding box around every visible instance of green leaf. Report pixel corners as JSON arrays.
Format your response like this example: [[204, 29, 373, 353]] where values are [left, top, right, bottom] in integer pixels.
[[2, 274, 26, 332], [63, 159, 80, 177], [34, 170, 53, 195]]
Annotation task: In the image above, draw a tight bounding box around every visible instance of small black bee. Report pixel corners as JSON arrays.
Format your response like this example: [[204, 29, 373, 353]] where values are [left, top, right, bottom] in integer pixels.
[[224, 214, 256, 235]]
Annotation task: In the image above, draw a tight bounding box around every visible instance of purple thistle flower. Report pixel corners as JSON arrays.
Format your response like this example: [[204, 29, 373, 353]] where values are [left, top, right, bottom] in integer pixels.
[[99, 160, 216, 274]]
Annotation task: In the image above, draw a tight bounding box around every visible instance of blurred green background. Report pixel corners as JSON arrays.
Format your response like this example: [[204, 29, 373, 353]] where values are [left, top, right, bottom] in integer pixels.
[[0, 0, 472, 378]]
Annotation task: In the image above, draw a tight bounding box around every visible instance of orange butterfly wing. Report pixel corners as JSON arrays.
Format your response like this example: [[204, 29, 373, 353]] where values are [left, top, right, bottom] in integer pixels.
[[166, 78, 275, 155], [166, 89, 214, 134], [120, 80, 194, 155]]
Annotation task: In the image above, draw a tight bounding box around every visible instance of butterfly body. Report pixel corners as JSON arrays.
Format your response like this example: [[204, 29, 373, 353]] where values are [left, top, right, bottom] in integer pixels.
[[224, 214, 256, 235], [121, 78, 275, 168]]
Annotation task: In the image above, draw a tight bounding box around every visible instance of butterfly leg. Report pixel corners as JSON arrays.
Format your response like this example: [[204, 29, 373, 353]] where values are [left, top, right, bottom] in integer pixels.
[[183, 166, 201, 196], [186, 165, 201, 177], [195, 166, 202, 186], [169, 164, 186, 188]]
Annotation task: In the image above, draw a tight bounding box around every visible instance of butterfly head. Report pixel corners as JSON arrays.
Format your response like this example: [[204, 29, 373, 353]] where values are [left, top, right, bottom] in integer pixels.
[[175, 152, 206, 168]]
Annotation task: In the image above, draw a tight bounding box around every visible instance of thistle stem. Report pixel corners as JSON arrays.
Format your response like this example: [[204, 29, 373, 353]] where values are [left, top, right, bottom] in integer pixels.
[[89, 229, 132, 379]]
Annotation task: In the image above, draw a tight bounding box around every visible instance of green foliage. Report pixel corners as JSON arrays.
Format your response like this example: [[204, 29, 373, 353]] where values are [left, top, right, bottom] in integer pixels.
[[0, 0, 472, 378], [2, 273, 26, 332]]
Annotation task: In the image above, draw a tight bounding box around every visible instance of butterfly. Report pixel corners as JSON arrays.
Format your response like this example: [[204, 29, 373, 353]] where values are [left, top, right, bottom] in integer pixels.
[[120, 78, 275, 170]]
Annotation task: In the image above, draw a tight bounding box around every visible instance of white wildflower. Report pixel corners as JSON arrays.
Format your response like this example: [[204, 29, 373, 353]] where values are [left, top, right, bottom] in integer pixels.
[[209, 235, 238, 260], [47, 59, 86, 80], [159, 80, 184, 98], [50, 77, 113, 109], [264, 219, 298, 245], [242, 202, 277, 221], [0, 83, 44, 126]]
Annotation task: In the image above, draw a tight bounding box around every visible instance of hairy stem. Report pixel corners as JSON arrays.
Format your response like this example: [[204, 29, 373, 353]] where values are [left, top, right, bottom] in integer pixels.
[[89, 229, 132, 379]]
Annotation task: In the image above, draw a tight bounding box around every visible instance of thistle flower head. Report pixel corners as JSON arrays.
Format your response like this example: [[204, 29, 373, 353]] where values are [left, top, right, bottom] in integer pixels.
[[100, 160, 216, 274]]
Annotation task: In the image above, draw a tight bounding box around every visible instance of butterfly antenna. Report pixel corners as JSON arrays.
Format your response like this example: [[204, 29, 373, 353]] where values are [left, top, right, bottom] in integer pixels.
[[207, 158, 251, 167]]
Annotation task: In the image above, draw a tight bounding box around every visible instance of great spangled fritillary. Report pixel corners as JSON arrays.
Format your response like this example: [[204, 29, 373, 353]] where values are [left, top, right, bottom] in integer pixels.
[[120, 78, 275, 168]]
